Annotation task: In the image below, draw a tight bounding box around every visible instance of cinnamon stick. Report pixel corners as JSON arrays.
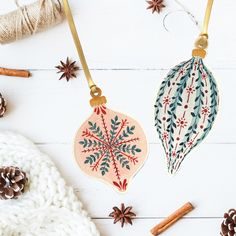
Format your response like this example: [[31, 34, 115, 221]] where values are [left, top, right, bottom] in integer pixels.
[[0, 67, 30, 78], [150, 202, 194, 236]]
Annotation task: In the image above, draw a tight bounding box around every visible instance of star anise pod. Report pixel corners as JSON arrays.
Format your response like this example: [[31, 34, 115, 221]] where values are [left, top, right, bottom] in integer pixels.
[[147, 0, 166, 14], [55, 57, 79, 81], [109, 203, 136, 227]]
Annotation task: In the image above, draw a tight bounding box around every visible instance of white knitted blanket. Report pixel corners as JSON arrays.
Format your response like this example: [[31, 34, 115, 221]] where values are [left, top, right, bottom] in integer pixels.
[[0, 131, 100, 236]]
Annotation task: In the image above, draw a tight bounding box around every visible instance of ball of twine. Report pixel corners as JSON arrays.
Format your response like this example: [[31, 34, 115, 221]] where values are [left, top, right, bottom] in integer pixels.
[[0, 0, 65, 44]]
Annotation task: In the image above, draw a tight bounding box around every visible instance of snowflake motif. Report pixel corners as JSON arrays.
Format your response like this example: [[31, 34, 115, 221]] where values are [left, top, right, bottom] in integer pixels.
[[201, 106, 210, 116], [162, 132, 169, 140], [163, 96, 171, 105], [202, 72, 207, 80], [186, 86, 195, 94], [179, 68, 186, 75], [79, 112, 142, 192], [176, 117, 187, 128], [187, 140, 194, 147]]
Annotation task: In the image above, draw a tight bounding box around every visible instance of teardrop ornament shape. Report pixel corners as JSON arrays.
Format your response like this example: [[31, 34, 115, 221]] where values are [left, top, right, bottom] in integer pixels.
[[75, 105, 148, 192], [155, 57, 219, 174]]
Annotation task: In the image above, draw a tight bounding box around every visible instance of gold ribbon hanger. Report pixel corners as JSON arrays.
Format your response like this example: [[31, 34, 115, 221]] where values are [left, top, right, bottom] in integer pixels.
[[193, 0, 214, 58], [202, 0, 214, 35], [62, 0, 106, 107]]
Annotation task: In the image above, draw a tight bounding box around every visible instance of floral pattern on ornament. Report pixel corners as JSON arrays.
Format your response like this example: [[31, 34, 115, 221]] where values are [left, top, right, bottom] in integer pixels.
[[155, 57, 219, 174], [75, 105, 148, 192]]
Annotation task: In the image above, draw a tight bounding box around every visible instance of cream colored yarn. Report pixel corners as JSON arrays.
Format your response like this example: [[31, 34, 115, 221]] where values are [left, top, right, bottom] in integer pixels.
[[0, 0, 65, 44], [0, 131, 100, 236]]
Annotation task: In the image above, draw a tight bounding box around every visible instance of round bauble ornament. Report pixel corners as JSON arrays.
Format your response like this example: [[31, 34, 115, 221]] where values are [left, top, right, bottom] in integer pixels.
[[75, 99, 148, 192], [62, 0, 148, 192]]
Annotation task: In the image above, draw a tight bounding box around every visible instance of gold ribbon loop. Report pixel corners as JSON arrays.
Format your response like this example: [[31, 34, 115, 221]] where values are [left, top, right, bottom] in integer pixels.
[[62, 0, 104, 101], [193, 0, 214, 57]]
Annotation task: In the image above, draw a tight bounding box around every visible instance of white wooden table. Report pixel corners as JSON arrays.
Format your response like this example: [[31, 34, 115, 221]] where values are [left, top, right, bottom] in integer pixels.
[[0, 0, 235, 235]]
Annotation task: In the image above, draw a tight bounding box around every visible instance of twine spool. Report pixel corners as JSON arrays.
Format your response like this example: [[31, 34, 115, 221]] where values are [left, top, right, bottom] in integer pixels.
[[0, 0, 65, 44]]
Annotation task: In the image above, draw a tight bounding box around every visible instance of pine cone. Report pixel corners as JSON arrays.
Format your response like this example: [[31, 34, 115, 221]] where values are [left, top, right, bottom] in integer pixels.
[[221, 209, 236, 236], [0, 166, 28, 200], [0, 93, 7, 117]]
